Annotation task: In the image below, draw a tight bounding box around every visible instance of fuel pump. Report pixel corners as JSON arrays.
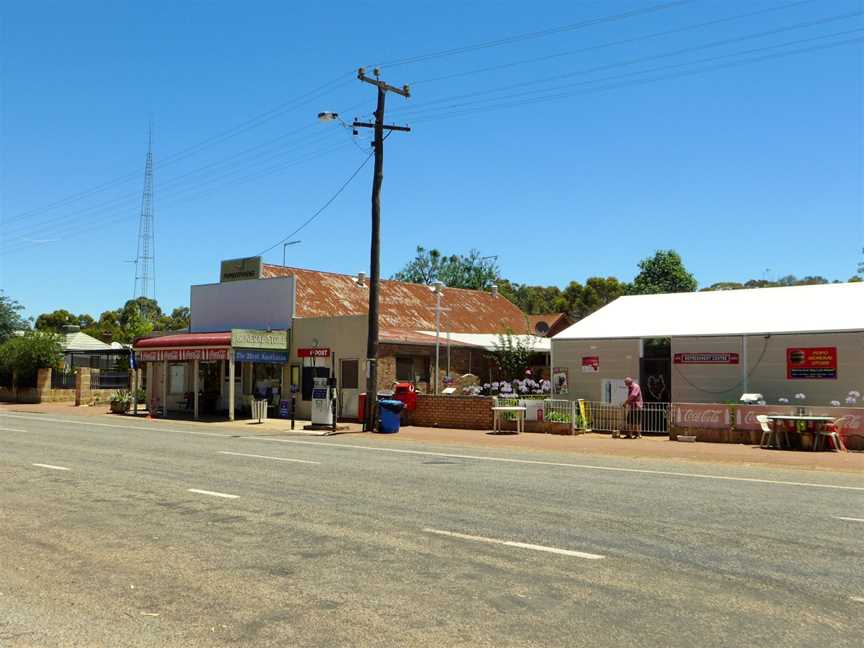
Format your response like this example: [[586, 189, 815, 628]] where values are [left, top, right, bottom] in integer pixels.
[[311, 376, 337, 426]]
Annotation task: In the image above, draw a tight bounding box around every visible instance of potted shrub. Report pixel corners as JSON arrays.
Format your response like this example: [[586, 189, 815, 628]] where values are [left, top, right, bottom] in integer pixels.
[[110, 389, 132, 414]]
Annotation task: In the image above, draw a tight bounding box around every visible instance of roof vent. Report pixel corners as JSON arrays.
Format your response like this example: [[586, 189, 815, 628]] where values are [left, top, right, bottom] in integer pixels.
[[356, 271, 367, 287], [490, 284, 498, 298], [534, 321, 550, 336]]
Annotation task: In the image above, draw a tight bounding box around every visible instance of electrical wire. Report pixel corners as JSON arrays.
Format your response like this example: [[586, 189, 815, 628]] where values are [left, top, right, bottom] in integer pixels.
[[392, 15, 863, 119], [257, 152, 374, 257], [407, 0, 823, 85], [368, 0, 699, 68]]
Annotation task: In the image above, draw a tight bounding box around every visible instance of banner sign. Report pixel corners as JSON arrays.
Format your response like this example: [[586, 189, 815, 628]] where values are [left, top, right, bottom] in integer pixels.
[[220, 256, 263, 282], [137, 348, 229, 362], [736, 405, 863, 433], [673, 352, 739, 365], [298, 347, 331, 358], [672, 403, 731, 429], [786, 347, 837, 379], [581, 356, 599, 373], [552, 367, 569, 394], [231, 329, 288, 350], [234, 349, 289, 364]]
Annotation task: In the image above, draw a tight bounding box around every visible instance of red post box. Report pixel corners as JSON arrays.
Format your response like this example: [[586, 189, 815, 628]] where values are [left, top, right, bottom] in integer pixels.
[[392, 382, 417, 411]]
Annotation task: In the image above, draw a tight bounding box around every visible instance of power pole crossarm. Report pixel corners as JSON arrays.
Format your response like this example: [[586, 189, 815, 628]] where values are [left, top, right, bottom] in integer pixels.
[[352, 67, 411, 432]]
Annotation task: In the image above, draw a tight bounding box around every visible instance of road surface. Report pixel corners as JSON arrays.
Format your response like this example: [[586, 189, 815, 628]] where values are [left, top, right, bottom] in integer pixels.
[[1, 411, 862, 647]]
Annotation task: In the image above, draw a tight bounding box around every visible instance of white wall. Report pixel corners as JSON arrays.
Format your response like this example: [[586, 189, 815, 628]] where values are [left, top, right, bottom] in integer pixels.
[[672, 332, 864, 404], [190, 277, 295, 332], [551, 338, 640, 402]]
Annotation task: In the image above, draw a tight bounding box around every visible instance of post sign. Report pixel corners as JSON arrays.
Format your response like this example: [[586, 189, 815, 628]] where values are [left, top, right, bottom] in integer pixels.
[[231, 329, 288, 350], [581, 356, 599, 373], [298, 347, 331, 358], [673, 352, 740, 365], [220, 256, 263, 283], [787, 347, 837, 379]]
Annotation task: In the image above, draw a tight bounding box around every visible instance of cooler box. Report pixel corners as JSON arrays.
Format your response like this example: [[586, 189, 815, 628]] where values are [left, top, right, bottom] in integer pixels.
[[378, 399, 405, 433]]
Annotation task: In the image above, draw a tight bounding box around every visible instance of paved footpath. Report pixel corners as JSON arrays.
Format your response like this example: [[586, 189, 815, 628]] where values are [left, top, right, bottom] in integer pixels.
[[1, 407, 863, 647]]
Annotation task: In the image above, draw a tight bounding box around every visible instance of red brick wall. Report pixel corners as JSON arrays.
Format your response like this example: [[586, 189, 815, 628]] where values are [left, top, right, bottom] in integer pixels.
[[410, 395, 493, 429]]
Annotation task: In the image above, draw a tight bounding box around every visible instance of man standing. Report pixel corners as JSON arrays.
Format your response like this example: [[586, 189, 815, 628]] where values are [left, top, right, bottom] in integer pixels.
[[622, 377, 644, 438]]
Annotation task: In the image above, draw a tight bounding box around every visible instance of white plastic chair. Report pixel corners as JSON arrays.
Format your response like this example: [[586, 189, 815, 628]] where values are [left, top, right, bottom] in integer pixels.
[[757, 415, 779, 449]]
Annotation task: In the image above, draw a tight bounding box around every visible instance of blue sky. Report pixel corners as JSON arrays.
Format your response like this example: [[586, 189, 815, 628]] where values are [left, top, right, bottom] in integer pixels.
[[1, 0, 862, 319]]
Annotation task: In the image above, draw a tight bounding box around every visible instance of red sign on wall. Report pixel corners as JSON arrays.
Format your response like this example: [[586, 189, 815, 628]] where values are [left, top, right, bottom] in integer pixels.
[[297, 347, 331, 358], [786, 347, 837, 379], [581, 356, 599, 373], [137, 348, 228, 362], [673, 352, 740, 365]]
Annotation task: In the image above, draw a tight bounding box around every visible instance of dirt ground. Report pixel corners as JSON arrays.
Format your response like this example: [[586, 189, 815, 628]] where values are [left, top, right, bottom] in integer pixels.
[[2, 401, 862, 474]]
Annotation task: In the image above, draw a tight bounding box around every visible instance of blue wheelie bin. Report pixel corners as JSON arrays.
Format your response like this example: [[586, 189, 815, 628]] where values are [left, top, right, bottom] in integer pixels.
[[377, 399, 405, 433]]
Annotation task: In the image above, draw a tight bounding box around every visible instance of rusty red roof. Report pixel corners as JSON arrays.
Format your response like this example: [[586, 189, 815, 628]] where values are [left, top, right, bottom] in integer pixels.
[[135, 332, 231, 349], [263, 265, 529, 334]]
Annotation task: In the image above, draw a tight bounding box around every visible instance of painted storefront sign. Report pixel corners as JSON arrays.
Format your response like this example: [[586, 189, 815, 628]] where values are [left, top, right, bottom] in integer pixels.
[[231, 329, 288, 350], [672, 403, 731, 429], [234, 349, 289, 364], [673, 352, 739, 365], [581, 356, 600, 373], [137, 348, 228, 362], [786, 347, 837, 380]]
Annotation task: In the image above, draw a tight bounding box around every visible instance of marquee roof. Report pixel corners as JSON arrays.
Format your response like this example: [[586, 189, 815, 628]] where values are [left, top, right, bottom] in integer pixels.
[[553, 283, 864, 340]]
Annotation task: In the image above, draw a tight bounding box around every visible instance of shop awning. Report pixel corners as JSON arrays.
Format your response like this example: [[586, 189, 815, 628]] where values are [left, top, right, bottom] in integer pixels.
[[134, 332, 232, 349]]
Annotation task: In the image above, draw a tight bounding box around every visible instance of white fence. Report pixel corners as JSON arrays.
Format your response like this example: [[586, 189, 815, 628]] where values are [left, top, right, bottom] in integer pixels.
[[578, 400, 670, 435]]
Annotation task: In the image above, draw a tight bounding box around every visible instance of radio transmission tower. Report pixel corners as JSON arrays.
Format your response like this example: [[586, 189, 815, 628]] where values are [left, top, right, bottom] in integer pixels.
[[133, 128, 156, 300]]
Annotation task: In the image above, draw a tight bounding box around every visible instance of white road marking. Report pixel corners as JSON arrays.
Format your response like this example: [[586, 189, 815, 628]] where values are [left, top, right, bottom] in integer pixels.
[[0, 413, 232, 437], [0, 426, 26, 432], [423, 527, 605, 560], [834, 516, 864, 523], [244, 437, 864, 492], [187, 488, 239, 499], [32, 463, 70, 471], [851, 597, 864, 604], [217, 451, 319, 465]]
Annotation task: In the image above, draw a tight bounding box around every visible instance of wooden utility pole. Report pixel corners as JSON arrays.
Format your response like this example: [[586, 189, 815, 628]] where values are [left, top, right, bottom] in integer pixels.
[[353, 67, 411, 432]]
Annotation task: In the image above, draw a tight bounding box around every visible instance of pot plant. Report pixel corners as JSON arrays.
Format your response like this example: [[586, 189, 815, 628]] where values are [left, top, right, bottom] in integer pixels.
[[110, 389, 132, 414]]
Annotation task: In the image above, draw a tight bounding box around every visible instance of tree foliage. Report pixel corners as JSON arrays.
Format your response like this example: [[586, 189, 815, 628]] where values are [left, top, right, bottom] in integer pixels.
[[630, 250, 698, 295], [393, 246, 500, 290], [0, 291, 29, 343], [0, 330, 63, 388], [490, 331, 536, 378]]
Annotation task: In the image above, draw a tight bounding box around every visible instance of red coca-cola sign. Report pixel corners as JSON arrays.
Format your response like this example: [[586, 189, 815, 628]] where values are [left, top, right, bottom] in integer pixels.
[[673, 404, 731, 429]]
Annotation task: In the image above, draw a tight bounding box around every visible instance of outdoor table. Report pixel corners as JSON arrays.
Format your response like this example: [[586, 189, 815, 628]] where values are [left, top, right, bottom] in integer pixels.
[[492, 406, 527, 434], [766, 415, 836, 451]]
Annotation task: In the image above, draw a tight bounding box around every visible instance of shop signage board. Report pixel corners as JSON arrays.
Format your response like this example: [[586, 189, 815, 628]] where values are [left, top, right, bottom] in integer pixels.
[[220, 256, 263, 282], [672, 403, 731, 429], [137, 348, 229, 362], [786, 347, 837, 379], [673, 352, 739, 365], [581, 356, 599, 373], [234, 349, 289, 364], [278, 400, 291, 418], [231, 329, 288, 350], [298, 347, 331, 358]]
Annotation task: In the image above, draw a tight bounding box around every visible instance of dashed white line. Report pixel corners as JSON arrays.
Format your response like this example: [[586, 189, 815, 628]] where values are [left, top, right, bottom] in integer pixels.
[[187, 488, 239, 499], [851, 597, 864, 604], [423, 527, 605, 560], [32, 463, 70, 471], [834, 516, 864, 523], [0, 426, 26, 432], [217, 451, 319, 465]]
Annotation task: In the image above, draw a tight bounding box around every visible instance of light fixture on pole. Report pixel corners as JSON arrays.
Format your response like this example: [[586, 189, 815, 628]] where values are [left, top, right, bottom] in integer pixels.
[[282, 240, 301, 267], [431, 281, 445, 394]]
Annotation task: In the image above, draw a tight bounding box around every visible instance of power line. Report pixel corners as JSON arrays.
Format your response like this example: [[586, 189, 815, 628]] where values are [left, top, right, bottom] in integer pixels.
[[392, 13, 863, 119], [257, 152, 374, 257], [407, 0, 823, 85], [399, 28, 864, 122], [369, 0, 699, 68]]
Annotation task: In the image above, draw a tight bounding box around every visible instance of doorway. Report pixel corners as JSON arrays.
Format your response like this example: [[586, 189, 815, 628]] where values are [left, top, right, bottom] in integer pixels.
[[340, 358, 360, 419], [640, 338, 671, 403]]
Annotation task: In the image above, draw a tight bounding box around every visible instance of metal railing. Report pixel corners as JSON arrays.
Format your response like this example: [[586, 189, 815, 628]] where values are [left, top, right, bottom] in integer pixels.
[[543, 399, 577, 433], [51, 370, 76, 390], [91, 371, 130, 390], [578, 400, 670, 435]]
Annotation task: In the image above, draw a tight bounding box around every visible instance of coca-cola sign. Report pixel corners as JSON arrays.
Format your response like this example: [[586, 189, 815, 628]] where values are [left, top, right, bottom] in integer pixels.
[[737, 405, 863, 431], [673, 404, 731, 429]]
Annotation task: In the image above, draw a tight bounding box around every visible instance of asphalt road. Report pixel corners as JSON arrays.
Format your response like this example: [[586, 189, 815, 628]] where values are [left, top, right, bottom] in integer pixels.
[[1, 412, 862, 647]]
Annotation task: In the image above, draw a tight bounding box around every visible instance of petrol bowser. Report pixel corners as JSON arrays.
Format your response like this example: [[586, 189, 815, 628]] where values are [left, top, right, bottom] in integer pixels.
[[311, 376, 337, 426]]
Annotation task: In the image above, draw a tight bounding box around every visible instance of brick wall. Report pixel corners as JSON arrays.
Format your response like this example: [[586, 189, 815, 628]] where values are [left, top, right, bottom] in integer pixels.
[[410, 395, 493, 429]]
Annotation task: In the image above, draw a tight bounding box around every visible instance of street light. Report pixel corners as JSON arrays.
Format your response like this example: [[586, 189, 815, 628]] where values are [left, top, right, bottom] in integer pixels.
[[282, 240, 301, 266], [431, 281, 445, 394]]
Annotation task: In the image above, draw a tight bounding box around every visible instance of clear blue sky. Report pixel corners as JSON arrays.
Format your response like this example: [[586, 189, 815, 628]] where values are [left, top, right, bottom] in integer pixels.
[[2, 0, 862, 320]]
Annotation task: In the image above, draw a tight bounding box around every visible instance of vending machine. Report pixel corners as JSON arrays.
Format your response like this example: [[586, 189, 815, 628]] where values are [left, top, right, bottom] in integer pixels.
[[311, 376, 337, 426]]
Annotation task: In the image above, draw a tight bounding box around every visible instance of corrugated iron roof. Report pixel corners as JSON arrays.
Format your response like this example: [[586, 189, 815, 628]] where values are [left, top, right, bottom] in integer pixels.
[[263, 265, 529, 334]]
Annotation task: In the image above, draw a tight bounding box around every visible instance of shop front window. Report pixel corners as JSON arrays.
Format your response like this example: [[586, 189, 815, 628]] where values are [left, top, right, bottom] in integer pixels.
[[253, 363, 281, 403]]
